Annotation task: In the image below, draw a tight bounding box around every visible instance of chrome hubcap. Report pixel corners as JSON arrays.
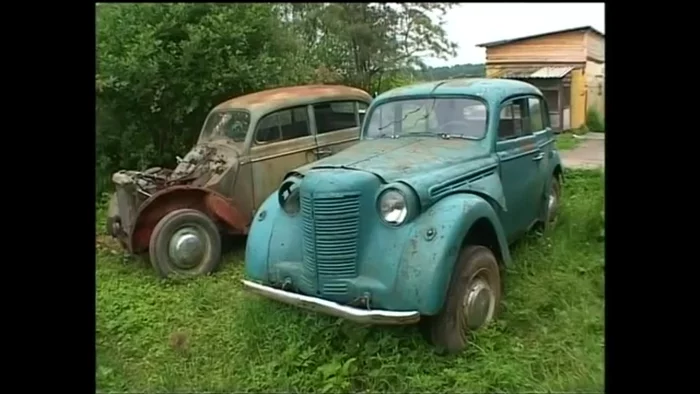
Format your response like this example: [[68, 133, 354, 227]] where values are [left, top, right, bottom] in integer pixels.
[[463, 277, 495, 330], [547, 184, 558, 219], [168, 227, 206, 269], [548, 193, 556, 213], [111, 220, 121, 235]]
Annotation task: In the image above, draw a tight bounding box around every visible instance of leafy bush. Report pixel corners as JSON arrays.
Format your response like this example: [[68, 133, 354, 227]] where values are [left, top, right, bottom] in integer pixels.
[[585, 108, 604, 133]]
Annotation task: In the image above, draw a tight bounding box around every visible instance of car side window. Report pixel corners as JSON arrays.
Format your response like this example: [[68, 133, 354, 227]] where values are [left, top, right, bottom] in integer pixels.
[[358, 102, 369, 125], [498, 98, 528, 140], [255, 106, 310, 144], [313, 101, 361, 135], [527, 97, 547, 132]]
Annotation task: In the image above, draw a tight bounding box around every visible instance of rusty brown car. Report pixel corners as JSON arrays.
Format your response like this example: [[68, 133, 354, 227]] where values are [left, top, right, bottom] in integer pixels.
[[107, 84, 371, 278]]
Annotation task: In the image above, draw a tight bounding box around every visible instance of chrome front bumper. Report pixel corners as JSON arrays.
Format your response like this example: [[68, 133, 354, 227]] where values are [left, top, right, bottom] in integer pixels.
[[241, 280, 420, 325]]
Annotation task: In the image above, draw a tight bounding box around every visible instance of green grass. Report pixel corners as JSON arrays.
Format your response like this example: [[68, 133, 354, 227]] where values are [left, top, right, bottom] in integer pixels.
[[556, 133, 581, 151], [96, 169, 605, 393]]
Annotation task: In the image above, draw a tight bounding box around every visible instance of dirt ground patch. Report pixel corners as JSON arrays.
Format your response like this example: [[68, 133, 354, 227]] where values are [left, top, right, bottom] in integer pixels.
[[561, 137, 604, 169]]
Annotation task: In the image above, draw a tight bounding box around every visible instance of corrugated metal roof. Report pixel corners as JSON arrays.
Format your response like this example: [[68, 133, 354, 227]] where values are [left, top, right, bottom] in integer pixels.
[[494, 66, 574, 79], [530, 66, 574, 78]]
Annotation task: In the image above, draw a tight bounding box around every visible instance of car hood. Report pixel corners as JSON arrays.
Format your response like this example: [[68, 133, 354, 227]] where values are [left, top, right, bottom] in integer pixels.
[[293, 138, 498, 204]]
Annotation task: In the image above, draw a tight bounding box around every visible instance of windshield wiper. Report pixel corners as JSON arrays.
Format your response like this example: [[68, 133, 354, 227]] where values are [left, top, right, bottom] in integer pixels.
[[438, 133, 478, 140], [405, 131, 437, 138], [374, 132, 400, 139]]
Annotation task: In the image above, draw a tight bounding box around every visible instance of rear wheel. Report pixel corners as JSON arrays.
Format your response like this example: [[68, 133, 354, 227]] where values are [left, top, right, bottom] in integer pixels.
[[149, 209, 222, 279], [424, 245, 501, 355], [545, 176, 562, 225]]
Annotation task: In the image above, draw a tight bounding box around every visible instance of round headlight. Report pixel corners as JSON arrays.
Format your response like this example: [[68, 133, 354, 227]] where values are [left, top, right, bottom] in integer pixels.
[[378, 189, 408, 226], [278, 178, 301, 215]]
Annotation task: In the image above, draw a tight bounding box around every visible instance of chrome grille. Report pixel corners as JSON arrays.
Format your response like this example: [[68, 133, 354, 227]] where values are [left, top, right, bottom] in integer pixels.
[[301, 192, 360, 293]]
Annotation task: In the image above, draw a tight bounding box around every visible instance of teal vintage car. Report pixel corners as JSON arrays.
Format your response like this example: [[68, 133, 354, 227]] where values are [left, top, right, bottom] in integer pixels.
[[242, 78, 563, 354]]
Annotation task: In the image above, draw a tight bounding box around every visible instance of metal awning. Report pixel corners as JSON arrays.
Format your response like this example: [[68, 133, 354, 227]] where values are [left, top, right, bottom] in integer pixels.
[[493, 66, 575, 79]]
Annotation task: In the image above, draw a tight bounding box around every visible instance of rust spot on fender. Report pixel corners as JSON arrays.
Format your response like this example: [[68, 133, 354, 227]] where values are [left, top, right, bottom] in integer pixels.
[[204, 193, 248, 234], [129, 185, 249, 253]]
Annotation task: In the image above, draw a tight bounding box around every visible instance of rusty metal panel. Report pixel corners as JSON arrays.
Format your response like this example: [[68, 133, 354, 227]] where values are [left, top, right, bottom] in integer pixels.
[[249, 134, 318, 210], [215, 85, 372, 115]]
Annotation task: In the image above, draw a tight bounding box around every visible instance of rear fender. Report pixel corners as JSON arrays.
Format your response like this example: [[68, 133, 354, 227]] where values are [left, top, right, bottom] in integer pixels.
[[129, 185, 249, 253], [538, 152, 564, 221], [394, 193, 511, 315]]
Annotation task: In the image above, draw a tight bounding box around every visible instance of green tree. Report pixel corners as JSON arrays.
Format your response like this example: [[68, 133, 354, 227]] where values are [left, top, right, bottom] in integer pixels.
[[95, 3, 461, 195], [96, 3, 309, 194], [285, 3, 458, 92]]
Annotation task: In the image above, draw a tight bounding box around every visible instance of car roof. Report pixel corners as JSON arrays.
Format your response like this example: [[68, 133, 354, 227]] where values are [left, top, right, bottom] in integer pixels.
[[374, 78, 543, 104], [214, 84, 372, 114]]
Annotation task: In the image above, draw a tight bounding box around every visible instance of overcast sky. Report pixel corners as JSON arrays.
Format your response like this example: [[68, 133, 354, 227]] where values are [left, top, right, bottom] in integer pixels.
[[423, 3, 605, 67]]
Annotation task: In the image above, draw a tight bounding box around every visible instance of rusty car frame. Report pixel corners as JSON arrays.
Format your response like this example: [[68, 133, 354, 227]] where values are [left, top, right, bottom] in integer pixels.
[[106, 84, 372, 278]]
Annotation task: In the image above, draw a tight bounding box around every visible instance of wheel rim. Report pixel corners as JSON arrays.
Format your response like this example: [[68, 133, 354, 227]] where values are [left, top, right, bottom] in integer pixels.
[[462, 270, 496, 330], [548, 181, 559, 221], [168, 226, 209, 269]]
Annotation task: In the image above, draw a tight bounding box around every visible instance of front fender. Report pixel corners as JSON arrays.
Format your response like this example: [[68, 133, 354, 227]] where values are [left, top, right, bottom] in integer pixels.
[[394, 193, 510, 315], [244, 192, 281, 281], [551, 149, 563, 178], [129, 185, 248, 252]]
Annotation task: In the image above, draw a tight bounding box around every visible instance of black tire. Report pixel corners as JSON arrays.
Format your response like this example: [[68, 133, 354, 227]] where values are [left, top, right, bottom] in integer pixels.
[[149, 208, 222, 279], [424, 245, 502, 355], [105, 193, 129, 250]]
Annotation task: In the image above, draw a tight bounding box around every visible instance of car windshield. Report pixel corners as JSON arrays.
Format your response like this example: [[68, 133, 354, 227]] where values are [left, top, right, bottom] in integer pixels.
[[199, 109, 250, 142], [364, 97, 488, 140]]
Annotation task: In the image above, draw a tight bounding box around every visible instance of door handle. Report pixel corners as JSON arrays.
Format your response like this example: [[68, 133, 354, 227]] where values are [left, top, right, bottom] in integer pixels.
[[314, 148, 332, 157], [532, 152, 545, 161]]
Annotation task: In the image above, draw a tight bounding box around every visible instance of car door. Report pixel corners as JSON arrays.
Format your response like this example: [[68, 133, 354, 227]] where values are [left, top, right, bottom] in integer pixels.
[[496, 97, 543, 242], [527, 96, 553, 218], [249, 105, 317, 210], [311, 101, 368, 160]]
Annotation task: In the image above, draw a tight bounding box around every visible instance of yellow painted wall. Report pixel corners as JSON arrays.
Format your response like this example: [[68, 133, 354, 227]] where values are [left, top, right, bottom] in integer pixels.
[[570, 68, 586, 129], [585, 60, 605, 118]]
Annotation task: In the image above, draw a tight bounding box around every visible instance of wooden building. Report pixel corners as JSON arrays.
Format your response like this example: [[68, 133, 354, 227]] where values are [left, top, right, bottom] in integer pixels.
[[477, 26, 605, 131]]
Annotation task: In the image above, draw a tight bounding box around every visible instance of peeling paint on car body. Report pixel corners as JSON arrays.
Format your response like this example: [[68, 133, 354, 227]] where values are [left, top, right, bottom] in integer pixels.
[[107, 84, 372, 255], [244, 78, 564, 324]]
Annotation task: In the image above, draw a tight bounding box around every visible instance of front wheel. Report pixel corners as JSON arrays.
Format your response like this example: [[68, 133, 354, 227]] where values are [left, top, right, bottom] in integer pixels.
[[424, 245, 502, 355], [149, 208, 222, 279], [106, 193, 128, 250]]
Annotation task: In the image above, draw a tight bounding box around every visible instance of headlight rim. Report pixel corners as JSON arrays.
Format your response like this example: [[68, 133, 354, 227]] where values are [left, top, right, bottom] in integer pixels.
[[377, 184, 420, 227], [278, 176, 302, 216]]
